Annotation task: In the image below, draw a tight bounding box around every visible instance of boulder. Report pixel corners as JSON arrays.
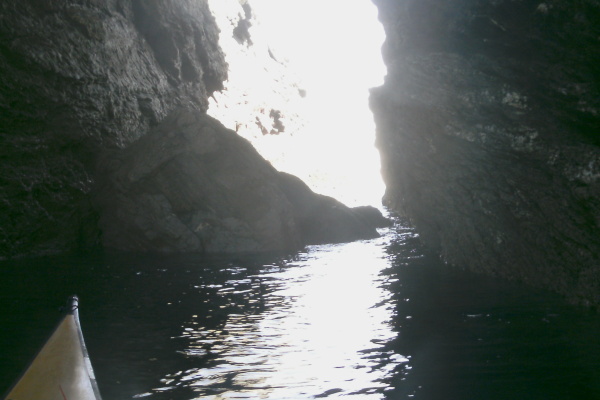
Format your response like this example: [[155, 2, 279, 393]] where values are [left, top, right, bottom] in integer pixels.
[[95, 109, 383, 253]]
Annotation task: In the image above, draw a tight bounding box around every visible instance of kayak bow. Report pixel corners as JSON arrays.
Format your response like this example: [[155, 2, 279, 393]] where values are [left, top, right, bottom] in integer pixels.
[[3, 296, 103, 400]]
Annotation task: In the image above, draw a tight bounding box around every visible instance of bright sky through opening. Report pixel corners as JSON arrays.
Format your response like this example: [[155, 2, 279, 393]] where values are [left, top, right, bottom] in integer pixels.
[[208, 0, 387, 207]]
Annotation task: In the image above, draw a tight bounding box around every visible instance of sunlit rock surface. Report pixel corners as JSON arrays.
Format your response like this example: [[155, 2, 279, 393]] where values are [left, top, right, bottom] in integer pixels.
[[207, 0, 308, 136], [206, 0, 309, 140], [0, 0, 228, 258], [206, 0, 386, 207], [95, 109, 384, 253], [370, 0, 600, 305]]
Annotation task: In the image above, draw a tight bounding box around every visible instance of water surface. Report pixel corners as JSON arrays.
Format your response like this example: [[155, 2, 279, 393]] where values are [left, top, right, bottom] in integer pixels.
[[1, 224, 598, 399]]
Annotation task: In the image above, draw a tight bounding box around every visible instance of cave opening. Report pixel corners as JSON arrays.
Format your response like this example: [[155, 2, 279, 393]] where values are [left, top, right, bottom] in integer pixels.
[[207, 0, 387, 207]]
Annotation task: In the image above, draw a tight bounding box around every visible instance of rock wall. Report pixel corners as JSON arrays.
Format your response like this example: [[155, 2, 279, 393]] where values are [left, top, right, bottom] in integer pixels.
[[370, 0, 600, 305], [0, 0, 228, 258]]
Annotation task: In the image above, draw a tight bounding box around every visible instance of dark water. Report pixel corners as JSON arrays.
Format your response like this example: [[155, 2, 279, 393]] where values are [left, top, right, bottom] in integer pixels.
[[1, 224, 599, 400]]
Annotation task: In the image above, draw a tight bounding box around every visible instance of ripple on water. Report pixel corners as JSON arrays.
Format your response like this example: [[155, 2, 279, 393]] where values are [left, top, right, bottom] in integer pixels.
[[150, 237, 401, 399]]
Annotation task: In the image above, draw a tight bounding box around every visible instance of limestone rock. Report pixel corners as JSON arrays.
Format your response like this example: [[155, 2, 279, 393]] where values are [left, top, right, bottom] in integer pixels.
[[95, 109, 383, 253], [370, 0, 600, 305]]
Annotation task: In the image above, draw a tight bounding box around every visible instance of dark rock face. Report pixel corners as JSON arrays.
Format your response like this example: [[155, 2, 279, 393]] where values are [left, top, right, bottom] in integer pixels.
[[0, 0, 227, 258], [0, 0, 386, 259], [370, 0, 600, 305], [95, 109, 382, 253]]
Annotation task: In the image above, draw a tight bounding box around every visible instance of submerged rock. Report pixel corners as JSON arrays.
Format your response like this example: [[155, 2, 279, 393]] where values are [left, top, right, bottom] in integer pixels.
[[370, 0, 600, 305], [95, 109, 384, 253]]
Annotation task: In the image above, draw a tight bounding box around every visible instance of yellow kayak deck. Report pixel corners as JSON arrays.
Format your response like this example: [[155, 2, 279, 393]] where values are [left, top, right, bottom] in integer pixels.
[[3, 296, 102, 400]]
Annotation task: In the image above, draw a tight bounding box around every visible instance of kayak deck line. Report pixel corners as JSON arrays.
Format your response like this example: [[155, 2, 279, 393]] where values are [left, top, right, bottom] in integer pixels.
[[3, 296, 103, 400]]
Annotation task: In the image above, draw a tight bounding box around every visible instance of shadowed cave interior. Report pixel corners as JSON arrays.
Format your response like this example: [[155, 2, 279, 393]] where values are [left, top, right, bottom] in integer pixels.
[[0, 0, 597, 305], [0, 1, 599, 399]]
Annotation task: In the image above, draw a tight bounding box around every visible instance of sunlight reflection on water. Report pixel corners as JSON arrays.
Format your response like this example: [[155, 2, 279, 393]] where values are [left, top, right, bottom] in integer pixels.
[[156, 236, 405, 399]]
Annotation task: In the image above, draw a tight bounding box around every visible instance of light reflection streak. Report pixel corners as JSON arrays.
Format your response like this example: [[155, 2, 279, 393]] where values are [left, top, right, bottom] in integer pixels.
[[154, 236, 409, 399]]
